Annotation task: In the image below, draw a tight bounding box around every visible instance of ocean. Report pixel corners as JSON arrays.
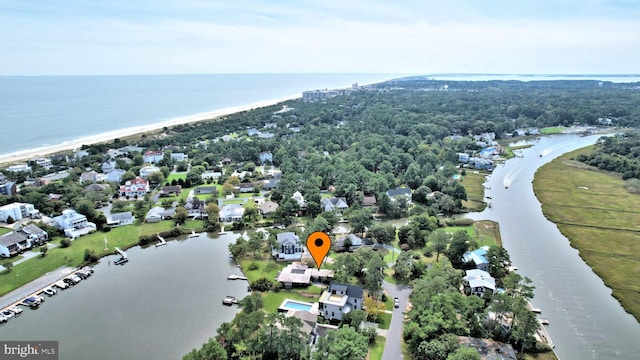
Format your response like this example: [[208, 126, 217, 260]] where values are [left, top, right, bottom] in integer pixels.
[[0, 74, 401, 158]]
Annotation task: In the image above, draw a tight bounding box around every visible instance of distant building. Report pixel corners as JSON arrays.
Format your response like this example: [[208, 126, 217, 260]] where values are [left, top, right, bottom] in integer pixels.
[[119, 177, 150, 198], [0, 231, 31, 258], [7, 164, 31, 173], [145, 207, 175, 222], [321, 197, 348, 213], [0, 202, 39, 222], [333, 234, 363, 252], [143, 150, 164, 164], [386, 187, 412, 205], [53, 209, 96, 238], [170, 153, 188, 162], [259, 201, 279, 217], [34, 157, 52, 170], [107, 212, 135, 227], [260, 152, 273, 164], [139, 166, 161, 179], [292, 191, 305, 207], [101, 160, 118, 173]]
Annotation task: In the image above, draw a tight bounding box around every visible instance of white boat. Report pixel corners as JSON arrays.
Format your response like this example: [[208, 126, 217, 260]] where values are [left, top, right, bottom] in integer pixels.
[[539, 318, 550, 325], [114, 247, 129, 264]]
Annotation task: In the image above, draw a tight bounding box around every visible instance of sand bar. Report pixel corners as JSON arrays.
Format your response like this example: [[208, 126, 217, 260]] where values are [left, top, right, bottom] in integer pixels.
[[0, 94, 300, 166]]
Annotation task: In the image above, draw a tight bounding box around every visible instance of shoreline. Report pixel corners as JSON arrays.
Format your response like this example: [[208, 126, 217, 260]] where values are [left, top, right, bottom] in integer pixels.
[[0, 93, 301, 166]]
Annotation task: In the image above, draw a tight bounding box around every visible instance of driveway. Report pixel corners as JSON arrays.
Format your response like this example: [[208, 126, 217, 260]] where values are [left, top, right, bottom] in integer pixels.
[[382, 280, 412, 360]]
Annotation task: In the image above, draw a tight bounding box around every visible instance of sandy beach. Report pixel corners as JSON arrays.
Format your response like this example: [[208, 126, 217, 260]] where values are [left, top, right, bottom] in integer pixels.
[[0, 94, 300, 166]]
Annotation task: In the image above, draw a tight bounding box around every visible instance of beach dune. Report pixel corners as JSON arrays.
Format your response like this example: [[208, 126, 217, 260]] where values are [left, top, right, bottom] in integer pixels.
[[0, 94, 300, 166]]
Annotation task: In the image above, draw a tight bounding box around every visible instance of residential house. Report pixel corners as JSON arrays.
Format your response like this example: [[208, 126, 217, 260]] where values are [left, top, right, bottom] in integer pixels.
[[457, 153, 470, 163], [259, 152, 273, 164], [320, 197, 348, 213], [37, 171, 71, 186], [84, 183, 110, 193], [143, 150, 164, 164], [201, 171, 222, 181], [259, 201, 279, 217], [139, 165, 161, 179], [80, 171, 100, 184], [34, 157, 52, 170], [273, 232, 304, 261], [0, 231, 31, 258], [462, 246, 490, 271], [145, 207, 175, 222], [247, 128, 260, 136], [258, 132, 275, 139], [119, 177, 150, 198], [0, 177, 16, 196], [7, 164, 31, 173], [219, 204, 245, 223], [221, 135, 234, 142], [107, 212, 135, 227], [276, 262, 334, 288], [101, 160, 117, 173], [0, 202, 38, 222], [468, 157, 494, 171], [105, 169, 125, 183], [160, 185, 182, 197], [362, 196, 377, 207], [528, 127, 540, 135], [458, 337, 517, 360], [333, 234, 363, 252], [262, 179, 280, 190], [170, 152, 188, 162], [17, 224, 48, 246], [292, 191, 305, 207], [221, 157, 232, 165], [479, 147, 498, 160], [194, 186, 218, 195], [386, 187, 412, 205], [463, 269, 496, 297], [53, 209, 97, 238], [185, 198, 208, 219], [74, 150, 90, 159], [318, 282, 364, 321], [238, 182, 255, 193], [264, 122, 278, 129]]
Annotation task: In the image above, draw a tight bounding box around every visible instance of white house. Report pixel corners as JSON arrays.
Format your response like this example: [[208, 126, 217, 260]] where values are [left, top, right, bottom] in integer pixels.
[[139, 166, 161, 179], [320, 197, 348, 212], [319, 282, 364, 321], [7, 164, 31, 173], [386, 187, 412, 205], [170, 153, 188, 162], [143, 150, 164, 164], [101, 160, 118, 173], [53, 209, 97, 238], [105, 169, 126, 183], [219, 204, 245, 223], [107, 212, 135, 227], [463, 269, 496, 297], [119, 177, 150, 198], [292, 191, 305, 207], [272, 232, 304, 261], [0, 202, 38, 222], [34, 157, 52, 170]]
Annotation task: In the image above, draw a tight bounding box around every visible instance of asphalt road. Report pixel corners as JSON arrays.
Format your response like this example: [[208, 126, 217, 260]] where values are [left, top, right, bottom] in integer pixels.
[[381, 280, 412, 360]]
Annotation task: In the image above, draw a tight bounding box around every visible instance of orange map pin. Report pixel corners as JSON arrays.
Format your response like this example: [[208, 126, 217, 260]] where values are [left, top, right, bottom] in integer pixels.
[[307, 231, 331, 270]]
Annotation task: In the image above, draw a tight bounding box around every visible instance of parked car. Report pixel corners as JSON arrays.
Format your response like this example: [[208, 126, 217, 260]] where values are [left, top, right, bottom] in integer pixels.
[[75, 271, 89, 280], [8, 307, 22, 315], [54, 280, 69, 289], [62, 278, 76, 286], [42, 287, 57, 296], [0, 314, 8, 324], [1, 310, 15, 319], [22, 296, 42, 307], [70, 274, 82, 283], [394, 297, 400, 308]]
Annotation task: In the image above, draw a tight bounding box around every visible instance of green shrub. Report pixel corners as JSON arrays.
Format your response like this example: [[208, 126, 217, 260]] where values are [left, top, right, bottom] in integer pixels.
[[248, 262, 259, 271], [84, 249, 99, 263], [250, 277, 273, 292], [60, 239, 71, 248]]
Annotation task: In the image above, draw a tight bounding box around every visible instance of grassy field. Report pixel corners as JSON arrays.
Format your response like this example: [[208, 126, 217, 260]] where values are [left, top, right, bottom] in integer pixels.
[[0, 220, 179, 296], [523, 351, 559, 360], [442, 220, 502, 247], [540, 126, 566, 134], [262, 286, 323, 313], [533, 147, 640, 322], [460, 171, 488, 212], [367, 335, 386, 360], [0, 227, 11, 236], [166, 172, 187, 183]]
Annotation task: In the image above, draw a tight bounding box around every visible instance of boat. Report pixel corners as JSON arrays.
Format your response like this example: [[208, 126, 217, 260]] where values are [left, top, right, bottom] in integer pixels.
[[222, 296, 237, 305], [539, 318, 550, 325], [227, 274, 247, 281], [530, 307, 542, 314]]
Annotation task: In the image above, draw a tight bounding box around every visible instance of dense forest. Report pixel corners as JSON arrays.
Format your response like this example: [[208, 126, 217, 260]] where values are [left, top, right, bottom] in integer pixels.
[[575, 132, 640, 181]]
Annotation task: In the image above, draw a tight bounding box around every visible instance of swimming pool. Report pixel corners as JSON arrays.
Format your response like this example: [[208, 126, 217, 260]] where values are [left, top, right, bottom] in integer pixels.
[[279, 299, 314, 312]]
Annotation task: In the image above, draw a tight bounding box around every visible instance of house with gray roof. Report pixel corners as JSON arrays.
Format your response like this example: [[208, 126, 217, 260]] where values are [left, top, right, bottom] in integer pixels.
[[17, 224, 48, 246], [53, 209, 97, 238], [107, 212, 135, 227], [386, 187, 412, 205], [273, 232, 304, 261], [333, 234, 363, 252], [259, 201, 279, 217], [463, 269, 496, 297], [320, 197, 348, 213], [0, 231, 31, 258], [145, 207, 175, 222], [319, 282, 364, 321]]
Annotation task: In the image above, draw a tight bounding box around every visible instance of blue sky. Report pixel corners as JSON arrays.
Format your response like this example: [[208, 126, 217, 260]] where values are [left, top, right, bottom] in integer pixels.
[[1, 0, 639, 75]]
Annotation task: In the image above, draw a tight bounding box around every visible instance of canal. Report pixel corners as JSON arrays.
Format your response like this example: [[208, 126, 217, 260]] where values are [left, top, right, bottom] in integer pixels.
[[0, 232, 250, 359], [466, 134, 640, 359]]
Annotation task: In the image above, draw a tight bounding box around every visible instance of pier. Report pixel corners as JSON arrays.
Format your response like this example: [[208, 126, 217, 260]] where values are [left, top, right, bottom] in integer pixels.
[[156, 234, 167, 247]]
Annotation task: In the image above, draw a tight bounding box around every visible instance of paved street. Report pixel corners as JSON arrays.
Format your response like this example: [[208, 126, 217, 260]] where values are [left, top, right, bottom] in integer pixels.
[[381, 280, 412, 360], [0, 266, 75, 310]]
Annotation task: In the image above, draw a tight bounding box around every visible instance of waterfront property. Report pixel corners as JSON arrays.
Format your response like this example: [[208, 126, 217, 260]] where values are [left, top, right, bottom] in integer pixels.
[[107, 212, 135, 228], [0, 231, 31, 257], [0, 202, 39, 222], [333, 234, 363, 252], [386, 187, 412, 204], [462, 246, 490, 271], [219, 204, 244, 223], [278, 299, 316, 313], [52, 209, 97, 238], [145, 207, 175, 222], [275, 262, 334, 288], [273, 232, 304, 261], [463, 269, 496, 297]]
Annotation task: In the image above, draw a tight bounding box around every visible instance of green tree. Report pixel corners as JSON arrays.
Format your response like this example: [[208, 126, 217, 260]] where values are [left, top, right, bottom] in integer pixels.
[[247, 231, 264, 258], [174, 206, 188, 225], [429, 230, 451, 262], [313, 325, 368, 360], [446, 230, 471, 267], [485, 246, 511, 281], [228, 235, 248, 259], [350, 208, 372, 235], [183, 338, 227, 360]]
